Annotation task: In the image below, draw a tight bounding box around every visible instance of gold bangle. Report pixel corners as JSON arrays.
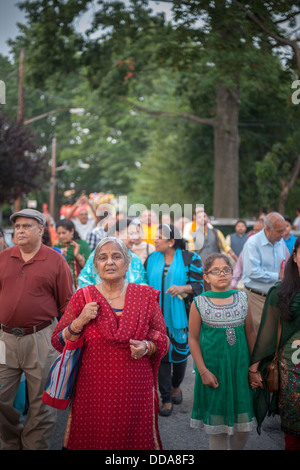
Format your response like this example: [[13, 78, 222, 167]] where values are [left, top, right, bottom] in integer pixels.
[[142, 340, 149, 356], [149, 341, 157, 356], [70, 321, 82, 333], [143, 340, 156, 356]]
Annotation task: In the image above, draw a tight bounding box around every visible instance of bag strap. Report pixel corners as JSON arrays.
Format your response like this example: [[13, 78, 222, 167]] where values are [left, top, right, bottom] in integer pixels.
[[83, 286, 93, 304], [274, 316, 282, 358]]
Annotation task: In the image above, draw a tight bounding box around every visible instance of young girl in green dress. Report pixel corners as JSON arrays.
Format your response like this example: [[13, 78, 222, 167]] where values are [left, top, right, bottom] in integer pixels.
[[189, 253, 258, 450]]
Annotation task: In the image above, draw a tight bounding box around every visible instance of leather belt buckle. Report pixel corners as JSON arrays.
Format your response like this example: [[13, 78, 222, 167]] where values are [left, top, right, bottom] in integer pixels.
[[11, 327, 25, 337]]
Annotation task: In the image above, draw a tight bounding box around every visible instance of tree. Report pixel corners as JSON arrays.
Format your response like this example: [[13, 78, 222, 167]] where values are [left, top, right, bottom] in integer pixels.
[[0, 112, 49, 204], [256, 135, 300, 214], [10, 0, 300, 216]]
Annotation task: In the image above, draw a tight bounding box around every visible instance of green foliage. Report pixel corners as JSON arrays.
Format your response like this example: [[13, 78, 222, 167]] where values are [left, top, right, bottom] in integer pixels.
[[0, 112, 49, 204], [2, 0, 300, 216], [256, 134, 300, 211]]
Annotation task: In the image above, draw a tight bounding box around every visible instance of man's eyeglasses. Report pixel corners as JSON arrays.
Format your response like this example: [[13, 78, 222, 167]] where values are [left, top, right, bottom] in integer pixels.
[[205, 268, 233, 276]]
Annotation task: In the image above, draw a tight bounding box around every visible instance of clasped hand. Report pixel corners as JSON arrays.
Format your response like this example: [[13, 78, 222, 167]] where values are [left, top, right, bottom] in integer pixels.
[[129, 339, 147, 359], [248, 371, 264, 389], [61, 240, 80, 258], [75, 302, 98, 330], [201, 369, 219, 389], [166, 285, 185, 297]]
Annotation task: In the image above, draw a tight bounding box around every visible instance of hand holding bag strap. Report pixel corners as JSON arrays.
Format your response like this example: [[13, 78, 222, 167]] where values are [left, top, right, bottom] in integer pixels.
[[42, 288, 92, 410]]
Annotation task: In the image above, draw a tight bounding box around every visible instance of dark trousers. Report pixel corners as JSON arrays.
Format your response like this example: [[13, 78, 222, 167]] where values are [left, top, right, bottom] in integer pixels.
[[158, 358, 187, 403]]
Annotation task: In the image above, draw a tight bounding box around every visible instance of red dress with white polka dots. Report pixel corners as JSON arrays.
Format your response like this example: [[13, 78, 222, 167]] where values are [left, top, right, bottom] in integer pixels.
[[51, 283, 169, 450]]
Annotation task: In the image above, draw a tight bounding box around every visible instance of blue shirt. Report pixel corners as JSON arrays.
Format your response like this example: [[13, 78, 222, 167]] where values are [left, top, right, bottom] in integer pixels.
[[77, 249, 148, 288], [284, 233, 297, 254], [242, 229, 289, 293]]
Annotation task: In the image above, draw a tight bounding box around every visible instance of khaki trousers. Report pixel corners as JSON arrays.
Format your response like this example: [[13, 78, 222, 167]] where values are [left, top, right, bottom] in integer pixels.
[[0, 321, 58, 450], [244, 287, 266, 332]]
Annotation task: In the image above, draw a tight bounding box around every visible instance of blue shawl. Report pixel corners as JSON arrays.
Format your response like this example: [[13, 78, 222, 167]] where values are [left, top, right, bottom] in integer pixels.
[[146, 249, 188, 330]]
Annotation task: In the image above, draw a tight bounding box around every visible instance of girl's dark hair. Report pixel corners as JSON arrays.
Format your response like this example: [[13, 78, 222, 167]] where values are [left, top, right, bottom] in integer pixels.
[[56, 218, 81, 240], [277, 236, 300, 321], [203, 253, 232, 291], [0, 226, 8, 250], [158, 223, 186, 250], [42, 223, 52, 246]]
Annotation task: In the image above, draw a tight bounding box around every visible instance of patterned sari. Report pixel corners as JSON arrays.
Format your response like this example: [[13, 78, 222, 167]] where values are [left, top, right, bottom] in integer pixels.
[[51, 283, 169, 450], [251, 282, 300, 436]]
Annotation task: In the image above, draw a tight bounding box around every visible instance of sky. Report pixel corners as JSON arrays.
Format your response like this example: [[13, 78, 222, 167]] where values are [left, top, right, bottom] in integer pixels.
[[0, 0, 172, 58], [0, 0, 26, 57]]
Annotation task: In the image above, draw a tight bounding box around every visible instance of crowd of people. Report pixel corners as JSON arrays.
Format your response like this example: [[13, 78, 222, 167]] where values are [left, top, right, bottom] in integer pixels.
[[0, 198, 299, 451]]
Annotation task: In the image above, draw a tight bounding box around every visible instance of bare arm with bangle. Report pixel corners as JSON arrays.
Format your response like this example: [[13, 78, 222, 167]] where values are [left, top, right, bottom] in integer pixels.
[[129, 339, 157, 359], [166, 283, 194, 297], [62, 301, 99, 343], [188, 301, 219, 389]]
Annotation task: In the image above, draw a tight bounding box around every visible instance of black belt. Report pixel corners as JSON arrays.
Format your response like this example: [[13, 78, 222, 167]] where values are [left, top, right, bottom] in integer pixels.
[[0, 320, 53, 337], [245, 287, 267, 297]]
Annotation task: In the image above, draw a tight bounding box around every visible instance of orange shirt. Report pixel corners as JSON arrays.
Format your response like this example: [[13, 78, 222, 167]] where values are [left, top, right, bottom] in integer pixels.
[[142, 224, 158, 246]]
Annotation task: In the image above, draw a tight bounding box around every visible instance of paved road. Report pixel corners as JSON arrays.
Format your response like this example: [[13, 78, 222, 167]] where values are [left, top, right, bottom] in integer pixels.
[[49, 356, 285, 451]]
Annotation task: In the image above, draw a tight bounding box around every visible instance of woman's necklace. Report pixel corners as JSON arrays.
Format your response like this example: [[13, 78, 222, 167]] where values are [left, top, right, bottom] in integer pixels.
[[100, 282, 127, 304]]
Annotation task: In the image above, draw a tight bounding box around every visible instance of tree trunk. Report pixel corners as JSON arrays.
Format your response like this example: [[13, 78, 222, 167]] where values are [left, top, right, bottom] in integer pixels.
[[278, 154, 300, 214], [213, 85, 240, 218]]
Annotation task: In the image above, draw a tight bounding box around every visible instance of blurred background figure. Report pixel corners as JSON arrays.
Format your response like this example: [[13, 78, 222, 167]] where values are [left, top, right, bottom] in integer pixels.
[[86, 205, 116, 251], [130, 218, 155, 265], [140, 209, 159, 246], [174, 217, 190, 237], [292, 207, 300, 230], [66, 195, 97, 240], [55, 218, 91, 290], [225, 219, 248, 260], [0, 226, 8, 252], [283, 215, 297, 254]]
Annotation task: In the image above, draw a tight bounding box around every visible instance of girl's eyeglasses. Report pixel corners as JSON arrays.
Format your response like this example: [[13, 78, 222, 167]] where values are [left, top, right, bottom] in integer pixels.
[[205, 268, 232, 276]]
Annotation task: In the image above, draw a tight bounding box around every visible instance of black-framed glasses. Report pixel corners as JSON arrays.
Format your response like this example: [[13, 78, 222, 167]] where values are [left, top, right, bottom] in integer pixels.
[[205, 268, 233, 276]]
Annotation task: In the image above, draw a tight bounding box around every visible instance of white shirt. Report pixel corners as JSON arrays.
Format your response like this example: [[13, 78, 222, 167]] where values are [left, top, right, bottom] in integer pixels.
[[73, 218, 96, 240], [242, 229, 289, 293]]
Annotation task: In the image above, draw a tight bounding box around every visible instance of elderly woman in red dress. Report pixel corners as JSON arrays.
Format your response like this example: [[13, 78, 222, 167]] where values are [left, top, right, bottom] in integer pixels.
[[51, 237, 169, 450]]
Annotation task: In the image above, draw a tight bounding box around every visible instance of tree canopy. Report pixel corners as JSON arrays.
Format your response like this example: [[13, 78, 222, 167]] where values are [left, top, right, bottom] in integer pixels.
[[1, 0, 299, 218], [0, 111, 49, 204]]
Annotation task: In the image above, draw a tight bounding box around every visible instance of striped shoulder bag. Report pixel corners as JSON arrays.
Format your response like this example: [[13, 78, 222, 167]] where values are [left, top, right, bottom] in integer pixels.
[[42, 286, 92, 410]]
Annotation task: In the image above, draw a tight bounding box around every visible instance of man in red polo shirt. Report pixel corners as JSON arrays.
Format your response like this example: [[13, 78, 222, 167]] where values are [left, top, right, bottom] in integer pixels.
[[0, 209, 73, 450]]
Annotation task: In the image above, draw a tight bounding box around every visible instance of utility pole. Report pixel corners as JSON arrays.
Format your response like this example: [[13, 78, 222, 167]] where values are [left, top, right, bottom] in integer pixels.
[[17, 49, 25, 123], [49, 137, 57, 218], [14, 48, 25, 212]]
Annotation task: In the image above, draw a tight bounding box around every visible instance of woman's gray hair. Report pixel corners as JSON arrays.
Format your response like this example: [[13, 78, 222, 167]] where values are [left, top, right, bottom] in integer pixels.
[[93, 236, 131, 267]]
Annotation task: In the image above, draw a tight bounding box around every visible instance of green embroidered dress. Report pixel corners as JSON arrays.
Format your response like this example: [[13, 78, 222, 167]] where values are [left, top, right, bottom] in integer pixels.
[[191, 291, 255, 435]]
